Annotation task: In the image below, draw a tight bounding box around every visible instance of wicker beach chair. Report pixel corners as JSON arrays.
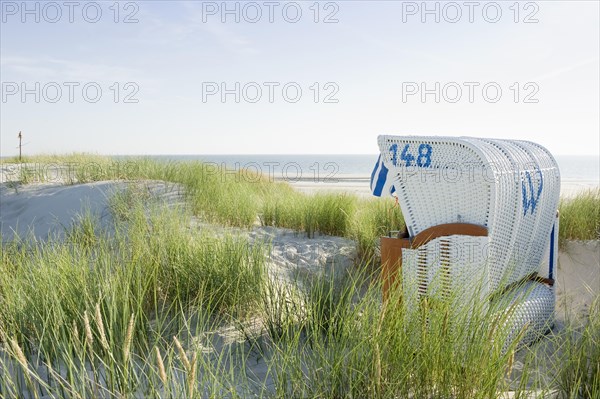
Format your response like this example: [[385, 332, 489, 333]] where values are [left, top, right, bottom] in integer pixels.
[[373, 135, 560, 349]]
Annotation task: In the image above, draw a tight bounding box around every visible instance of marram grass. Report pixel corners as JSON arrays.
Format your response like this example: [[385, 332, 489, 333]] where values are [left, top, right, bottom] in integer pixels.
[[2, 156, 405, 258], [559, 188, 600, 243], [1, 155, 599, 398], [3, 258, 596, 398], [6, 155, 596, 249]]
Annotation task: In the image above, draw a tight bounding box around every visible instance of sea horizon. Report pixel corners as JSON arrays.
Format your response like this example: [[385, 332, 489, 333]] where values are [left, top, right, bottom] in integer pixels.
[[2, 153, 599, 184], [138, 154, 600, 183]]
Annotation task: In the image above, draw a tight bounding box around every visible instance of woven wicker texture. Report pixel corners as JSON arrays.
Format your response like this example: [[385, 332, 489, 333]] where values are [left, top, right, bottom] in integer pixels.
[[379, 135, 559, 350], [493, 281, 555, 352], [377, 135, 560, 292], [401, 235, 491, 303], [401, 236, 555, 352]]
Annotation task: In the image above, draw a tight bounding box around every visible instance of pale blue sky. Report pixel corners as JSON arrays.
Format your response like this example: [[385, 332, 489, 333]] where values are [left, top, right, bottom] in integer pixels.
[[1, 1, 598, 156]]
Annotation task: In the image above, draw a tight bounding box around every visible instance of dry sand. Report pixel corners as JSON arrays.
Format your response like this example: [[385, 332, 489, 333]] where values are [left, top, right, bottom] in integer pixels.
[[0, 180, 185, 241], [556, 240, 600, 322], [282, 175, 599, 198]]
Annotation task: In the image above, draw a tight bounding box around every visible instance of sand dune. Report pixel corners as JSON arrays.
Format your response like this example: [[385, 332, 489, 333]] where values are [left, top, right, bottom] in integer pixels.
[[1, 180, 596, 314], [556, 240, 600, 322], [0, 181, 121, 241], [0, 180, 597, 398]]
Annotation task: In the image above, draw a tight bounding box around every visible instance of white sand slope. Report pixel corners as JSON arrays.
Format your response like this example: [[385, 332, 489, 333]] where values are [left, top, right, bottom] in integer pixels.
[[0, 181, 122, 241], [556, 241, 600, 322], [0, 181, 357, 283], [0, 180, 187, 242]]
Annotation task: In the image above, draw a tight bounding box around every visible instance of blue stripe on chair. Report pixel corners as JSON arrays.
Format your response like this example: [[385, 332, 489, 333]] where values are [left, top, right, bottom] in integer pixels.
[[371, 155, 396, 197], [549, 223, 555, 281], [373, 161, 389, 197], [370, 154, 381, 192]]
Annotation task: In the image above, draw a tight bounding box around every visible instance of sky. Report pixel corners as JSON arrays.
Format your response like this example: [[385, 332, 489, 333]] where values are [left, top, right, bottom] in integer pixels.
[[1, 0, 599, 156]]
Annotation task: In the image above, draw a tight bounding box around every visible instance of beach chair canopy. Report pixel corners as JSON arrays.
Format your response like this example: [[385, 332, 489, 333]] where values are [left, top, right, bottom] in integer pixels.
[[372, 135, 560, 291], [373, 135, 560, 349]]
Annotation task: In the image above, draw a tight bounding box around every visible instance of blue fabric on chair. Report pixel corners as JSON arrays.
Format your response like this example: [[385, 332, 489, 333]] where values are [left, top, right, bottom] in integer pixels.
[[370, 154, 396, 197]]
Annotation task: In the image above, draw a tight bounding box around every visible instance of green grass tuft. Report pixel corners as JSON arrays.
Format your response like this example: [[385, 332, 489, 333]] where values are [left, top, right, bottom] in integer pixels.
[[559, 188, 600, 244]]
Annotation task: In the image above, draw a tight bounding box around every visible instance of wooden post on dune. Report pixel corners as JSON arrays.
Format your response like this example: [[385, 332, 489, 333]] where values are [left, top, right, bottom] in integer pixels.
[[18, 131, 22, 162]]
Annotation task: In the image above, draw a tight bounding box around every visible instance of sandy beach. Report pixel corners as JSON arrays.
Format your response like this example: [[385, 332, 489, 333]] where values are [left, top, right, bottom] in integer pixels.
[[283, 174, 600, 199]]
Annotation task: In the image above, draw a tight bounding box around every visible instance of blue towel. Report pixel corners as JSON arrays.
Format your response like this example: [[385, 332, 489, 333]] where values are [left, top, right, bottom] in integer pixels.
[[370, 155, 396, 197]]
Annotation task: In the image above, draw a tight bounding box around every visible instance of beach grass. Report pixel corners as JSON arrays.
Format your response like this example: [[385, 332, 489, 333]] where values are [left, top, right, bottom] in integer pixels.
[[2, 156, 405, 258], [2, 154, 596, 261], [0, 191, 268, 397], [559, 188, 600, 243], [5, 155, 596, 248], [1, 155, 599, 397], [2, 226, 598, 397]]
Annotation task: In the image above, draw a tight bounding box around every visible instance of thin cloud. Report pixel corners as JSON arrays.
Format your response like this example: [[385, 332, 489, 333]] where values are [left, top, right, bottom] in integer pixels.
[[126, 2, 258, 55], [182, 2, 258, 55], [1, 55, 147, 84], [531, 57, 599, 82]]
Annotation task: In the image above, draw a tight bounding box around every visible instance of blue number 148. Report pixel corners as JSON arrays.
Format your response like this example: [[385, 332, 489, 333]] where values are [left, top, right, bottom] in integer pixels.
[[389, 143, 433, 167]]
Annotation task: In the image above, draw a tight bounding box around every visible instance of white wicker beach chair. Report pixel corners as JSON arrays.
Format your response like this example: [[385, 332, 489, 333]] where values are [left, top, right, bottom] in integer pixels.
[[374, 135, 560, 349]]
